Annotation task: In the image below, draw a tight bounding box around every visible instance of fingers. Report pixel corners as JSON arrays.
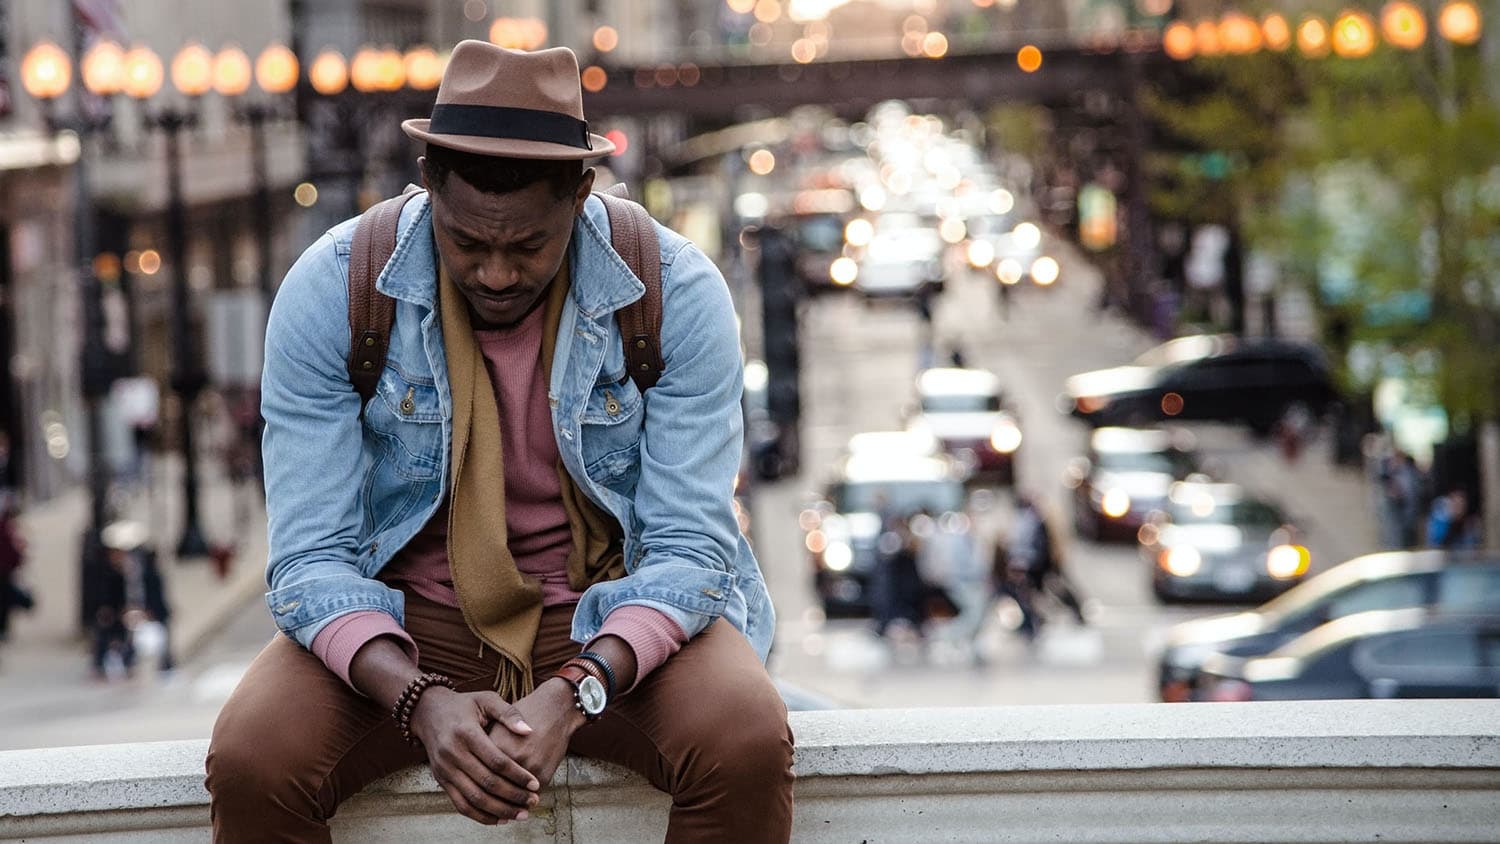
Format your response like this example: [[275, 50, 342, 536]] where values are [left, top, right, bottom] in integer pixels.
[[462, 726, 542, 792], [453, 747, 538, 812], [437, 769, 522, 826], [476, 692, 533, 735]]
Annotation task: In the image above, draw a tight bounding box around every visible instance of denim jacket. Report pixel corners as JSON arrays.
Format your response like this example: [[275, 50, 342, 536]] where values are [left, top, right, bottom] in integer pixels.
[[260, 192, 773, 662]]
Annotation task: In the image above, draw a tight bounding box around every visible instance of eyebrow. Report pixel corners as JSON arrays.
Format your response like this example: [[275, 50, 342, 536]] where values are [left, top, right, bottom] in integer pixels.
[[449, 226, 546, 246]]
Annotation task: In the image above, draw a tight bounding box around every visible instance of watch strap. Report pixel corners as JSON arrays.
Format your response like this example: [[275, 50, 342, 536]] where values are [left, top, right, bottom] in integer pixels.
[[552, 663, 605, 721]]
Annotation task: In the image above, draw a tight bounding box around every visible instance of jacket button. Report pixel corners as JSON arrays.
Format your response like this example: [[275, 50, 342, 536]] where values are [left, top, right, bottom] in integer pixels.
[[364, 336, 376, 347], [635, 339, 647, 349]]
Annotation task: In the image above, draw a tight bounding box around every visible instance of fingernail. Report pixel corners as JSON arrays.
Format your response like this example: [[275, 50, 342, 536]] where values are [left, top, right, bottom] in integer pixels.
[[528, 780, 540, 791], [528, 795, 539, 807], [517, 811, 529, 821], [516, 720, 533, 732]]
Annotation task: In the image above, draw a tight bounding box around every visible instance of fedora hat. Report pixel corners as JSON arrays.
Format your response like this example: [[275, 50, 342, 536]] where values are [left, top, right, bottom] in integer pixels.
[[402, 40, 614, 160]]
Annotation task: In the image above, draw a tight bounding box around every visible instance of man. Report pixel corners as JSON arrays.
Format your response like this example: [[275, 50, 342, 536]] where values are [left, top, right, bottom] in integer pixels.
[[206, 42, 792, 842]]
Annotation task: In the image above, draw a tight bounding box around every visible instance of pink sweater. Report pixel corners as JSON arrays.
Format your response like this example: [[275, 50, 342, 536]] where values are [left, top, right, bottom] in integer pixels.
[[313, 301, 685, 690]]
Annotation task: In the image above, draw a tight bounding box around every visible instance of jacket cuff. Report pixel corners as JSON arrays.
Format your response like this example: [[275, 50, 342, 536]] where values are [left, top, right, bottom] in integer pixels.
[[590, 606, 688, 693], [309, 611, 418, 689]]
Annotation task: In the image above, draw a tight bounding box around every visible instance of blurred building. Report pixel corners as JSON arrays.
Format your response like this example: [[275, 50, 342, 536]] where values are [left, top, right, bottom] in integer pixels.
[[1, 0, 304, 502]]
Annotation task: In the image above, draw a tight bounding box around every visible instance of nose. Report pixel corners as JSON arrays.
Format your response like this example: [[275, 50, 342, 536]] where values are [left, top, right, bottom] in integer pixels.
[[474, 254, 520, 293]]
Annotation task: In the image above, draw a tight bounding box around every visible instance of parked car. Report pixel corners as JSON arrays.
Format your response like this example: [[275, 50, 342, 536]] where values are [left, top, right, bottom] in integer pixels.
[[1065, 427, 1201, 541], [1063, 335, 1338, 434], [803, 448, 967, 617], [1141, 481, 1309, 604], [908, 368, 1021, 485], [1154, 550, 1500, 701], [1194, 610, 1500, 701]]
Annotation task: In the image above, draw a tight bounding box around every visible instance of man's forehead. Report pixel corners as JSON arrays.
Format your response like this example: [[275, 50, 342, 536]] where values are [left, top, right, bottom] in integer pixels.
[[435, 184, 559, 237]]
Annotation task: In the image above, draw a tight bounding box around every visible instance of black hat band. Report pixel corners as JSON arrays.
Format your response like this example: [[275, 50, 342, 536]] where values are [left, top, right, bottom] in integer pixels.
[[427, 103, 592, 150]]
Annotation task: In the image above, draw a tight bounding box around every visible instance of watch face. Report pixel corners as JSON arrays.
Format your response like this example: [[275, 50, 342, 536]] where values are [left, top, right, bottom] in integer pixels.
[[578, 675, 607, 715]]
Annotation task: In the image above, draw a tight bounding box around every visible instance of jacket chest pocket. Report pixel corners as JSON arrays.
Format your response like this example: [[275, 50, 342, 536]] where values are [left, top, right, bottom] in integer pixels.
[[581, 373, 643, 483], [364, 369, 444, 481]]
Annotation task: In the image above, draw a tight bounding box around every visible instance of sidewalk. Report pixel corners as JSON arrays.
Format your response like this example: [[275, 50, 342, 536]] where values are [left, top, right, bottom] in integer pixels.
[[0, 452, 267, 688]]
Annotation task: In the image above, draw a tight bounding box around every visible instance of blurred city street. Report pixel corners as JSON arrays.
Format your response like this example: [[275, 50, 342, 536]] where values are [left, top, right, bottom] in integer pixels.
[[0, 229, 1384, 747], [1, 0, 1497, 762]]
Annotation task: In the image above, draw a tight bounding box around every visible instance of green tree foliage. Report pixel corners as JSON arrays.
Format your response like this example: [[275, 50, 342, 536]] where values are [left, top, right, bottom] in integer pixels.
[[1147, 17, 1500, 419]]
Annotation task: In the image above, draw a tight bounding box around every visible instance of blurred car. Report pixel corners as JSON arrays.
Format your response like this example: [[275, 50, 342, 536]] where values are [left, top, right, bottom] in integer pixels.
[[851, 213, 944, 299], [1154, 550, 1500, 701], [792, 212, 851, 295], [803, 448, 967, 617], [1063, 335, 1338, 434], [1065, 427, 1201, 540], [908, 368, 1021, 485], [1141, 481, 1309, 604], [1194, 609, 1500, 701]]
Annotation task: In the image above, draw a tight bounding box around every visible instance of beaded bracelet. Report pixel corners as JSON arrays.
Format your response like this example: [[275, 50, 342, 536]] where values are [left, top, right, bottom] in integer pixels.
[[392, 672, 455, 747]]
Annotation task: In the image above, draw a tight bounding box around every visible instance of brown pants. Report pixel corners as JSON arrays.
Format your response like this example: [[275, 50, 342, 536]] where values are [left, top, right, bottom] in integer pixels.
[[205, 592, 794, 843]]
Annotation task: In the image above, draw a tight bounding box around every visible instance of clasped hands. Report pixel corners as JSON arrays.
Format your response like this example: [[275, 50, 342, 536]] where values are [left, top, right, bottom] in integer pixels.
[[409, 678, 585, 825]]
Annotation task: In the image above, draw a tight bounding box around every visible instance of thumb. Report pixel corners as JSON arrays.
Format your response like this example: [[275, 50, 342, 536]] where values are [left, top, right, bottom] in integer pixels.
[[476, 692, 532, 735]]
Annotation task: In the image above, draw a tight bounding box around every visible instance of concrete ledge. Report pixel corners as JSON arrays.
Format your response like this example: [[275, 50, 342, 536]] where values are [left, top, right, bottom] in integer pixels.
[[3, 700, 1499, 842]]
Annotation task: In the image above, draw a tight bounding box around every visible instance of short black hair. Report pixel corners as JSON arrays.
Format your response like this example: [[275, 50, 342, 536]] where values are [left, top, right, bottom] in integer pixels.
[[422, 143, 584, 200]]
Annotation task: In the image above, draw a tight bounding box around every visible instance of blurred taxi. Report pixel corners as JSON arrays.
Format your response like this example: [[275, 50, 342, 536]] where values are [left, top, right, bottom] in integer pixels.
[[802, 444, 967, 617], [1065, 427, 1200, 540], [1194, 609, 1500, 702], [1154, 550, 1500, 701], [1140, 481, 1309, 604], [908, 368, 1021, 485]]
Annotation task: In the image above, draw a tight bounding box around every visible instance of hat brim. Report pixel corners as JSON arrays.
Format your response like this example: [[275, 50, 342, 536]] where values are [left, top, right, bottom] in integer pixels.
[[402, 119, 615, 160]]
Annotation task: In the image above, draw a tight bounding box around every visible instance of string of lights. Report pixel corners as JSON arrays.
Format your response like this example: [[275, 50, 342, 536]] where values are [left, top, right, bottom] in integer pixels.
[[1163, 1, 1482, 61]]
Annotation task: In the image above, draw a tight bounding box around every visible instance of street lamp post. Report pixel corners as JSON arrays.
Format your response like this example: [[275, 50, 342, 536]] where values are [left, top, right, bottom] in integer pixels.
[[122, 43, 212, 558], [20, 39, 115, 628]]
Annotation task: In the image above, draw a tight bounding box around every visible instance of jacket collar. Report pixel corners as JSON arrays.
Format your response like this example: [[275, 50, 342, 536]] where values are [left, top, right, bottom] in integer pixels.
[[375, 192, 645, 319]]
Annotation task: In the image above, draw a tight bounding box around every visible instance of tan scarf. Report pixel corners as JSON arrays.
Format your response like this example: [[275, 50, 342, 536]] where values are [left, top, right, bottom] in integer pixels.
[[439, 259, 624, 702]]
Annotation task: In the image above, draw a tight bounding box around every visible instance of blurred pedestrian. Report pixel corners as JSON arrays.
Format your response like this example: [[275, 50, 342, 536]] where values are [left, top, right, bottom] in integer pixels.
[[0, 492, 34, 644], [872, 515, 929, 641], [91, 545, 133, 681], [930, 505, 992, 664], [1000, 495, 1086, 641], [1392, 453, 1425, 549], [1427, 489, 1480, 550]]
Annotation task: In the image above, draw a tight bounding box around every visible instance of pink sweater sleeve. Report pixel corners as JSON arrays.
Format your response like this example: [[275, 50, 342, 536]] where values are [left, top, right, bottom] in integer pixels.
[[590, 606, 689, 692], [310, 611, 419, 688]]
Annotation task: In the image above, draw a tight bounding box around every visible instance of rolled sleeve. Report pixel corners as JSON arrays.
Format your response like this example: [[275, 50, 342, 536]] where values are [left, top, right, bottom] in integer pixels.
[[310, 610, 418, 689], [590, 605, 688, 692]]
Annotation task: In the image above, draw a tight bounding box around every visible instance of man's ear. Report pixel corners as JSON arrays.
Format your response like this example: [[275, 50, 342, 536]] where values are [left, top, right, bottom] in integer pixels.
[[574, 168, 597, 215], [417, 156, 429, 191]]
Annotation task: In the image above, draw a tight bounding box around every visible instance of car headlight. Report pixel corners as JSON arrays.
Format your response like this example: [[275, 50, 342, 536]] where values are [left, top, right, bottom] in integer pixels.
[[1266, 544, 1310, 579], [1101, 488, 1131, 518], [830, 257, 858, 286], [823, 542, 853, 571], [989, 421, 1022, 453], [1160, 545, 1202, 577]]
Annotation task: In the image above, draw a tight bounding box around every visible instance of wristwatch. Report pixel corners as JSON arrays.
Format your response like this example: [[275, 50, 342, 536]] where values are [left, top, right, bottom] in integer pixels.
[[553, 663, 608, 721]]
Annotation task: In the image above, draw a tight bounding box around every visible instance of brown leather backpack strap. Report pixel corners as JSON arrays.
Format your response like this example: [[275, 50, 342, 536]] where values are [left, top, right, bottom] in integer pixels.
[[597, 191, 663, 392], [347, 191, 422, 408]]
